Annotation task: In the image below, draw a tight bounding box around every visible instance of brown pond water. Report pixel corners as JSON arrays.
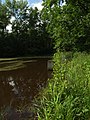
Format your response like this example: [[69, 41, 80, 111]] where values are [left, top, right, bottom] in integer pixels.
[[0, 58, 52, 110]]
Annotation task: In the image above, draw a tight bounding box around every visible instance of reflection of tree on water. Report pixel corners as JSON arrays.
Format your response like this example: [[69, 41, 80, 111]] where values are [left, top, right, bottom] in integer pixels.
[[0, 59, 51, 108], [8, 77, 19, 95]]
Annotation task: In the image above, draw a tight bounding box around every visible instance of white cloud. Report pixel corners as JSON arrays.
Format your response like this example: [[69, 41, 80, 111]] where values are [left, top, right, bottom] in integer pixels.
[[6, 24, 12, 33], [31, 1, 43, 10], [62, 1, 66, 6], [10, 16, 15, 23]]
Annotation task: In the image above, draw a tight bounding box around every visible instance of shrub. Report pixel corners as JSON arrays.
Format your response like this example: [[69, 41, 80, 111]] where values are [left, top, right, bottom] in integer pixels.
[[34, 52, 90, 120]]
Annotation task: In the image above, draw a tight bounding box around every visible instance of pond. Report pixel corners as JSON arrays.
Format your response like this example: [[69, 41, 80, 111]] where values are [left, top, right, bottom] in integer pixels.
[[0, 57, 52, 110]]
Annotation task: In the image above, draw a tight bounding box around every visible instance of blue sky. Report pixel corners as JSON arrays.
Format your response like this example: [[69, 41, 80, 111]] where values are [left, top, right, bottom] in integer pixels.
[[29, 0, 43, 10], [28, 0, 42, 4], [2, 0, 42, 5], [2, 0, 43, 10]]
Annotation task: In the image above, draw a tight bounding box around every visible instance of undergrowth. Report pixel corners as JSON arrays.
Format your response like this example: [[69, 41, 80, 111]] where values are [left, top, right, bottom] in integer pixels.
[[34, 52, 90, 120]]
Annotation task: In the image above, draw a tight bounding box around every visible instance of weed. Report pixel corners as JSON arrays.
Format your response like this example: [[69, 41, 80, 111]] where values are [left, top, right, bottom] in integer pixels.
[[34, 52, 90, 120]]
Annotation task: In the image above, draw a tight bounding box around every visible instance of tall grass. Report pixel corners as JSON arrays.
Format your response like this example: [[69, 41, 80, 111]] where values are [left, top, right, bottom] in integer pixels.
[[34, 52, 90, 120]]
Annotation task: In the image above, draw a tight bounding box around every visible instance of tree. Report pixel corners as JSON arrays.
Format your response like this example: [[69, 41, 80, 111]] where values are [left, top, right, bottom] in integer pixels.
[[0, 1, 10, 34], [0, 0, 53, 57], [42, 0, 90, 52]]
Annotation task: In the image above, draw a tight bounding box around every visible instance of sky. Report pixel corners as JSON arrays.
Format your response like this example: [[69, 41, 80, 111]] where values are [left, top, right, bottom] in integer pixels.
[[2, 0, 43, 10], [29, 0, 42, 5], [29, 0, 43, 10]]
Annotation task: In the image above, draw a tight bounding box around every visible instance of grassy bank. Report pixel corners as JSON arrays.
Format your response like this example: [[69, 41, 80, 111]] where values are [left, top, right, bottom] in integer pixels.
[[34, 52, 90, 120]]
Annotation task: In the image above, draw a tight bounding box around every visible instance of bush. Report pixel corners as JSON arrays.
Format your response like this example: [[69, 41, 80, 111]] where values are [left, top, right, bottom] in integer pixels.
[[34, 52, 90, 120]]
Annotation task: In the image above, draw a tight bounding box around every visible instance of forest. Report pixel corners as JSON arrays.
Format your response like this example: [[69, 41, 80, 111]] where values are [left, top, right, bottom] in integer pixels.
[[0, 0, 90, 58], [0, 0, 53, 57]]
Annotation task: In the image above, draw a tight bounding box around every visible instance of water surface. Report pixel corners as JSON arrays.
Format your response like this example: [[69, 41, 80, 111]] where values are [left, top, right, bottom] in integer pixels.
[[0, 58, 52, 109]]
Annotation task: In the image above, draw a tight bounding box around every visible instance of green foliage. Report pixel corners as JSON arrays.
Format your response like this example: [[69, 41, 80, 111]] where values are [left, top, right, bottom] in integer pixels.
[[34, 52, 90, 120], [42, 0, 90, 52], [0, 0, 53, 57]]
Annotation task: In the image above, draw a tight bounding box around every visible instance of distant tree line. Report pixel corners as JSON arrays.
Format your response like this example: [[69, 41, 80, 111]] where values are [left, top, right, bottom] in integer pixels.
[[0, 0, 53, 57]]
